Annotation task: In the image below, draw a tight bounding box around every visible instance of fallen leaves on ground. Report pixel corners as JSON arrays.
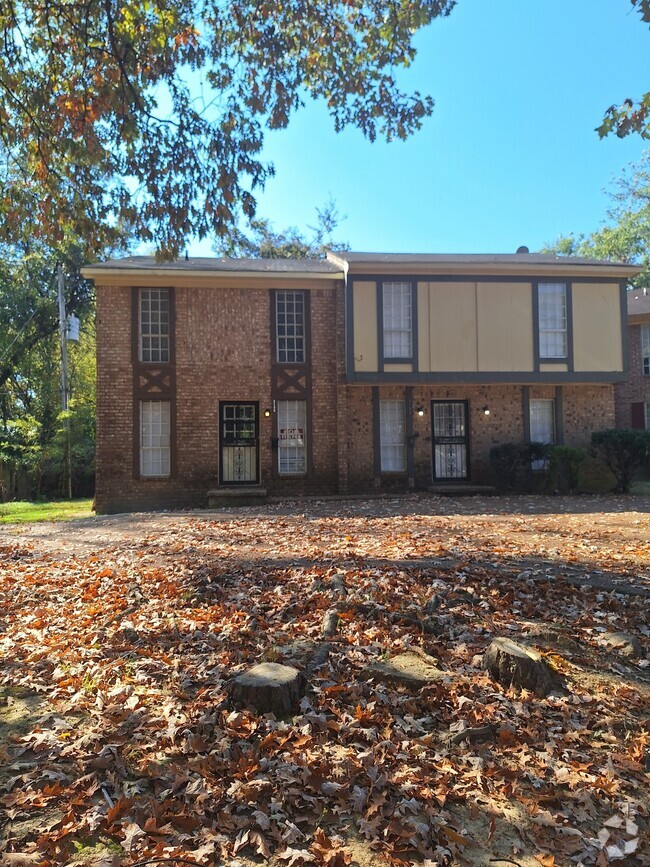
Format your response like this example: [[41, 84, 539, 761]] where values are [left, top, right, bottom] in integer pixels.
[[0, 494, 648, 866]]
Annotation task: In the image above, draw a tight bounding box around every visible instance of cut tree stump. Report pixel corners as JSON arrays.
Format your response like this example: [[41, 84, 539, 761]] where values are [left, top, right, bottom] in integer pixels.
[[227, 663, 307, 715], [483, 637, 557, 697]]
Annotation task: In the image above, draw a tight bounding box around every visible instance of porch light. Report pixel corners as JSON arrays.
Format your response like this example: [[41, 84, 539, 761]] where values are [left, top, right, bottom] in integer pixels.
[[483, 406, 490, 416], [416, 405, 425, 417], [264, 409, 271, 418]]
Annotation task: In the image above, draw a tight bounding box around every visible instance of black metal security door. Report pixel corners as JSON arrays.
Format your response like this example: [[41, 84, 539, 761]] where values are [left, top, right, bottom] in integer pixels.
[[219, 402, 259, 484], [431, 400, 469, 480]]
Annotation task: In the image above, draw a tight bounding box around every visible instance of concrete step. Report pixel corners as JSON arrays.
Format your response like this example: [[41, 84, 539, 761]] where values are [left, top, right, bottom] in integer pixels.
[[207, 486, 267, 507], [427, 484, 495, 496]]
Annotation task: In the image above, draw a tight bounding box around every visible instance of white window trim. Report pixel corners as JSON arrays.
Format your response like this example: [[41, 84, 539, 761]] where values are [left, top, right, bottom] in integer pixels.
[[276, 291, 306, 364], [379, 399, 407, 472], [538, 282, 568, 360], [278, 400, 307, 475], [382, 282, 413, 360], [641, 324, 650, 376], [139, 288, 170, 364], [140, 400, 171, 478]]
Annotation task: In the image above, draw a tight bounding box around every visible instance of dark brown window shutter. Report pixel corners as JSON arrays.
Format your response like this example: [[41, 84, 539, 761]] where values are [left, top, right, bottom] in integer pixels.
[[630, 402, 645, 429]]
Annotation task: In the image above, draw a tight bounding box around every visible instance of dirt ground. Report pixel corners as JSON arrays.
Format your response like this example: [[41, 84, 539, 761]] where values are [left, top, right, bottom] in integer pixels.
[[1, 493, 649, 866]]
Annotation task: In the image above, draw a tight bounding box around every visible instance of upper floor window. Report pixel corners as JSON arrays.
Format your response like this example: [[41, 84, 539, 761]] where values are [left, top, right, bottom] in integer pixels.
[[140, 288, 170, 363], [538, 282, 567, 359], [383, 282, 412, 359], [276, 291, 305, 363], [642, 324, 650, 375]]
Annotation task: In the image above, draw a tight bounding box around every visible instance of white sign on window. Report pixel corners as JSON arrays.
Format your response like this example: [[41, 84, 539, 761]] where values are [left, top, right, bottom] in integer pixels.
[[279, 427, 304, 446]]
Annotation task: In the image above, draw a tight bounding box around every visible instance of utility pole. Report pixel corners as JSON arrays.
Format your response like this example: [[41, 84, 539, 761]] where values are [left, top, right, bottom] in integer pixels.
[[57, 264, 72, 500]]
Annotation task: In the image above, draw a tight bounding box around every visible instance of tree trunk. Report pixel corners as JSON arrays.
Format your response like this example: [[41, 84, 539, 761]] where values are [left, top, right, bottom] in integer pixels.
[[483, 637, 557, 697], [227, 663, 307, 715]]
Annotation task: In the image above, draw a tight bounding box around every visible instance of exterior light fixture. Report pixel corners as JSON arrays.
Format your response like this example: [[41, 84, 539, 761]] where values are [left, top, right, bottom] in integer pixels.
[[264, 409, 271, 418], [483, 406, 490, 416], [416, 405, 425, 417]]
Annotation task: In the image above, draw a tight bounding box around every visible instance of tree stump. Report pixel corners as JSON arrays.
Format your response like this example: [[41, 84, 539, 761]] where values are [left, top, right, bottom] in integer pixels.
[[227, 663, 307, 715], [483, 637, 557, 697]]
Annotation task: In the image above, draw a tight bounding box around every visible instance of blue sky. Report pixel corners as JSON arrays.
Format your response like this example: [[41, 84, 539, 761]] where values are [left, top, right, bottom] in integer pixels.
[[194, 0, 649, 256]]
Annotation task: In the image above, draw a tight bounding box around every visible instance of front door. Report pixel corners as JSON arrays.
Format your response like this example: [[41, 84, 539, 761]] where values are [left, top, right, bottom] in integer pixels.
[[219, 402, 259, 484], [431, 400, 469, 481]]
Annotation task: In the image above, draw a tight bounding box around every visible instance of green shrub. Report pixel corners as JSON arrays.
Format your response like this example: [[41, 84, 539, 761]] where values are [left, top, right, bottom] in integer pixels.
[[548, 445, 587, 494], [489, 442, 549, 492], [591, 429, 650, 494]]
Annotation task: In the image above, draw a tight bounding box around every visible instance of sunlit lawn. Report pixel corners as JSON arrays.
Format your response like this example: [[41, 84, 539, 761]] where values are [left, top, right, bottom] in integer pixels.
[[0, 499, 94, 524]]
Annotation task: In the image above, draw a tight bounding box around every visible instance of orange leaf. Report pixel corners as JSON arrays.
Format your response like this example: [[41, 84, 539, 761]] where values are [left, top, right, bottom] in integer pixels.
[[535, 855, 555, 867]]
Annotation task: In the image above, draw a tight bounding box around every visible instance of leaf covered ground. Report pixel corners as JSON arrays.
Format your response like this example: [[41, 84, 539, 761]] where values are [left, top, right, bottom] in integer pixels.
[[0, 495, 649, 867]]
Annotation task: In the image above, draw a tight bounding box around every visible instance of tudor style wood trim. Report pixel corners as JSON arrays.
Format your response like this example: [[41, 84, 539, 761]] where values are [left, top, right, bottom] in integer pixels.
[[131, 287, 177, 480], [270, 288, 313, 478]]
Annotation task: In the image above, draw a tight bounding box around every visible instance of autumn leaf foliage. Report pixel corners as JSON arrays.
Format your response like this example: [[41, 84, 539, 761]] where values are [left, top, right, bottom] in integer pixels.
[[0, 0, 456, 257]]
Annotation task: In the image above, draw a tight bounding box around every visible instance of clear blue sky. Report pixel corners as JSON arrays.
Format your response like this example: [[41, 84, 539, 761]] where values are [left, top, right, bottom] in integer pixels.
[[194, 0, 649, 256]]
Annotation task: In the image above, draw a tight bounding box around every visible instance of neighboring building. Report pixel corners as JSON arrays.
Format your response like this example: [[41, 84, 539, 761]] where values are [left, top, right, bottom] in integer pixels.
[[615, 288, 650, 430], [83, 252, 639, 513]]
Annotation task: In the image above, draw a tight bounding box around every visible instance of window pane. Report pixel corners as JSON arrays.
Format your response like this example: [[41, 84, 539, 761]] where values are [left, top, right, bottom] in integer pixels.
[[383, 282, 412, 359], [645, 403, 650, 431], [141, 401, 171, 476], [278, 400, 307, 474], [538, 283, 567, 359], [529, 399, 555, 444], [140, 289, 170, 363], [379, 399, 406, 472], [642, 325, 650, 375], [276, 291, 305, 363]]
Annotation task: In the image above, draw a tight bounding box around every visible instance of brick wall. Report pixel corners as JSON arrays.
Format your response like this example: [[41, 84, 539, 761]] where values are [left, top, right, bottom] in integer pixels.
[[343, 383, 615, 491], [614, 323, 650, 427], [95, 280, 343, 512]]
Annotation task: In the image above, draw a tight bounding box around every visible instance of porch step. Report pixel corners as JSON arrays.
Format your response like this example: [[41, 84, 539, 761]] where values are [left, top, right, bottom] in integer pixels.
[[207, 486, 268, 507], [427, 484, 495, 496]]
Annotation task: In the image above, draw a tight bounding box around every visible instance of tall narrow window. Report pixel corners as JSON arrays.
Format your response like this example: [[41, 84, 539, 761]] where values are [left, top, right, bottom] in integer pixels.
[[538, 283, 567, 359], [645, 403, 650, 430], [278, 400, 307, 474], [140, 289, 170, 363], [529, 398, 555, 470], [383, 282, 412, 359], [642, 325, 650, 375], [276, 291, 305, 363], [379, 399, 406, 472], [140, 401, 170, 477]]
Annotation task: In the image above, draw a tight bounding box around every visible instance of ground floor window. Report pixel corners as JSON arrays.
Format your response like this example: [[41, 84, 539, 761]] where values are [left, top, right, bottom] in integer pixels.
[[646, 403, 650, 430], [278, 400, 307, 474], [529, 398, 555, 469], [140, 400, 170, 477], [380, 399, 406, 472]]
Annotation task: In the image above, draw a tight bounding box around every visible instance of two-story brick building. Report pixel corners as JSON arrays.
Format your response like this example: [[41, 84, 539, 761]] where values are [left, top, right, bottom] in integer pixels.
[[83, 252, 639, 513]]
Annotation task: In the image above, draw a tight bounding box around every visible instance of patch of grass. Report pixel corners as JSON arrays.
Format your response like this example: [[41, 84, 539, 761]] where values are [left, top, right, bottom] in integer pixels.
[[0, 498, 93, 524]]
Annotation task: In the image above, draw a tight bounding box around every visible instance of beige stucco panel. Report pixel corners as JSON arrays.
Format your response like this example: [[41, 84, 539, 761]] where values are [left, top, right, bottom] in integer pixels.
[[426, 282, 478, 372], [476, 282, 533, 371], [572, 283, 623, 372], [352, 281, 378, 372], [383, 363, 413, 373], [539, 363, 568, 373], [417, 282, 431, 371]]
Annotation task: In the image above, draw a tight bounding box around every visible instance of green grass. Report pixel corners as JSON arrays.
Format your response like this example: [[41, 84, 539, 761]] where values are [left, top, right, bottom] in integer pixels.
[[0, 499, 94, 524]]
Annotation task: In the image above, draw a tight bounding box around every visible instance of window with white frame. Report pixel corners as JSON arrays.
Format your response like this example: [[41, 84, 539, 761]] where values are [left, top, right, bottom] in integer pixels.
[[140, 288, 170, 363], [278, 400, 307, 474], [140, 401, 171, 477], [382, 282, 412, 359], [380, 399, 406, 472], [538, 283, 567, 359], [276, 291, 305, 363], [529, 398, 555, 470], [642, 325, 650, 375]]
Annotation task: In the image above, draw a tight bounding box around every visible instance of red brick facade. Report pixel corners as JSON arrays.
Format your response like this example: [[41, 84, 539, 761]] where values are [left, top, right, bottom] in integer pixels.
[[91, 257, 632, 513]]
